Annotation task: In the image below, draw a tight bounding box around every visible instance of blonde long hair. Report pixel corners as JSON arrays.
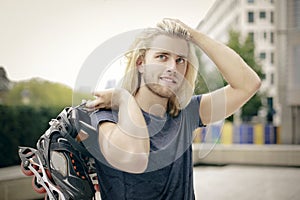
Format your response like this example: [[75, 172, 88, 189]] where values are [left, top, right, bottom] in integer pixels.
[[121, 19, 199, 117]]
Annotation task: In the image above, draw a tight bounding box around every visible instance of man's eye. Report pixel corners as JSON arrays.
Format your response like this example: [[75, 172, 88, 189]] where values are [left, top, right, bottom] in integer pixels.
[[176, 57, 186, 64], [157, 55, 167, 60]]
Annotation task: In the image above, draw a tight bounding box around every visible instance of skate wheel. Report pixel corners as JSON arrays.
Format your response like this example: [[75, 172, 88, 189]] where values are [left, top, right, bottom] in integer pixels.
[[20, 162, 34, 176], [32, 176, 46, 194]]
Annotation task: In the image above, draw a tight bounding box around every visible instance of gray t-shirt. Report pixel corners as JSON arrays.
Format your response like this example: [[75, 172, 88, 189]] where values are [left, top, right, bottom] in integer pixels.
[[90, 95, 203, 200]]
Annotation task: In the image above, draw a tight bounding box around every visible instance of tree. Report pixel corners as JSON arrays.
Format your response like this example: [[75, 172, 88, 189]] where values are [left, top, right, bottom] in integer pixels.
[[4, 78, 73, 107], [227, 30, 264, 122], [194, 30, 264, 122], [194, 47, 209, 95]]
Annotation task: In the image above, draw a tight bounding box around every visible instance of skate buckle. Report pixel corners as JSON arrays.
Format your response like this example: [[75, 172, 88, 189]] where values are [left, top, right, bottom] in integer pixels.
[[49, 119, 59, 127]]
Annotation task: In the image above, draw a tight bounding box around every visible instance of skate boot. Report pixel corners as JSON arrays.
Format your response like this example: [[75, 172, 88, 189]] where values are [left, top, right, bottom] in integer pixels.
[[19, 102, 99, 200]]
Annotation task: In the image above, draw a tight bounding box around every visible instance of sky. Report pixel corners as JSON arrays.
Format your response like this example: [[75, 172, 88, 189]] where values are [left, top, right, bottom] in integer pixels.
[[0, 0, 215, 89]]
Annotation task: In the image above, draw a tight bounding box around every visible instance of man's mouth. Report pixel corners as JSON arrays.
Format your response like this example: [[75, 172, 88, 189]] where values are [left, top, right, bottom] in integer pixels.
[[159, 76, 177, 84]]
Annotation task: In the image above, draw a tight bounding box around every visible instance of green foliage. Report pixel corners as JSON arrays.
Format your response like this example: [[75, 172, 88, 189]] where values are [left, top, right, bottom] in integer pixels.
[[227, 30, 264, 121], [0, 105, 63, 167], [228, 30, 264, 79], [4, 78, 72, 107], [0, 78, 77, 167], [194, 30, 264, 122], [194, 47, 209, 95], [241, 93, 262, 121], [194, 74, 209, 95]]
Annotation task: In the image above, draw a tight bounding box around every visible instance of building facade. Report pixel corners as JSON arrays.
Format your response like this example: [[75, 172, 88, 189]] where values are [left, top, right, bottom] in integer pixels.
[[197, 0, 279, 125], [276, 0, 300, 144]]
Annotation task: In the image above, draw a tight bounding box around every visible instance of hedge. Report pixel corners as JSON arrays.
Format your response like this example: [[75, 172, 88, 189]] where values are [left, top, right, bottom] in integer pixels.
[[0, 105, 65, 168]]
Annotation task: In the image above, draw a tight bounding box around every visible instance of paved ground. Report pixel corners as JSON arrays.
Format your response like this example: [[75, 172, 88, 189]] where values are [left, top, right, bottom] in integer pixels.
[[1, 165, 300, 199], [193, 165, 300, 200]]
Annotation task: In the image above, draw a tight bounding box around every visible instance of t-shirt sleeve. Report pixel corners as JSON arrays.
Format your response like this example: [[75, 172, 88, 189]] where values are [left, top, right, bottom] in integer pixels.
[[90, 109, 118, 130], [187, 95, 206, 127]]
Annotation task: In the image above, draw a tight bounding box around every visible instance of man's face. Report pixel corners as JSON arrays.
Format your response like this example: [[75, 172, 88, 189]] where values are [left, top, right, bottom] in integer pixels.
[[139, 35, 189, 98]]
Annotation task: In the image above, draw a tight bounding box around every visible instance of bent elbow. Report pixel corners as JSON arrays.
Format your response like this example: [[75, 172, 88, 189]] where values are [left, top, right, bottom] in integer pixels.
[[253, 77, 262, 92], [247, 74, 261, 95]]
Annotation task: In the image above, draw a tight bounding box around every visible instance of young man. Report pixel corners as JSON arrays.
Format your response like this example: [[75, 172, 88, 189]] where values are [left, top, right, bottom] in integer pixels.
[[86, 18, 261, 199]]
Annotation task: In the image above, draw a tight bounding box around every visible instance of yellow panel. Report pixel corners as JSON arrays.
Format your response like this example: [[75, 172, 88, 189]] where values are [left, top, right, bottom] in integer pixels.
[[221, 122, 233, 144], [254, 124, 264, 144]]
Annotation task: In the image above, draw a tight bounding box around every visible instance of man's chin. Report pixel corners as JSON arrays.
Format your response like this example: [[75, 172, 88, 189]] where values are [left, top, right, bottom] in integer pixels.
[[147, 84, 177, 98]]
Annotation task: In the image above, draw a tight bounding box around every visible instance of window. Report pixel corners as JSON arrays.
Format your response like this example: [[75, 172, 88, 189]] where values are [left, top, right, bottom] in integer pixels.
[[248, 32, 254, 42], [266, 97, 274, 123], [263, 32, 267, 40], [259, 11, 266, 19], [270, 32, 274, 44], [260, 52, 266, 59], [248, 0, 254, 3], [248, 12, 254, 23], [270, 73, 274, 85], [270, 11, 274, 24], [270, 52, 275, 64]]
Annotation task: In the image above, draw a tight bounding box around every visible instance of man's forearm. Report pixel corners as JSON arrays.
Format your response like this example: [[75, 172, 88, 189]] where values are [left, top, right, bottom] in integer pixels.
[[93, 89, 150, 173]]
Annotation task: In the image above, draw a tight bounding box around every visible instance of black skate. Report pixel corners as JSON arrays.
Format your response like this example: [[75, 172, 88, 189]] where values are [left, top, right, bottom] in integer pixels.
[[18, 102, 99, 200]]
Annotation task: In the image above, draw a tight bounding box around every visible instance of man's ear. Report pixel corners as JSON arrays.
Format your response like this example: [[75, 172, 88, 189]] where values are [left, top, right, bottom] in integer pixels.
[[136, 56, 144, 73]]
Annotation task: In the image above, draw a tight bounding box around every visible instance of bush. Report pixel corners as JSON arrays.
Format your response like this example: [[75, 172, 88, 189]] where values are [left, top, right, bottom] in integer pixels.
[[0, 105, 64, 168]]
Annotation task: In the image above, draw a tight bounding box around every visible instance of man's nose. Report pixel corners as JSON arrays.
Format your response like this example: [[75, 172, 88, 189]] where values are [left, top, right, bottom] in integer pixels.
[[167, 58, 177, 70], [166, 59, 177, 75]]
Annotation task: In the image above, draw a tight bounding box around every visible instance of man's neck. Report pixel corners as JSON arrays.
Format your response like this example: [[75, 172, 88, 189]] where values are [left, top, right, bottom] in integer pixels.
[[135, 86, 168, 118]]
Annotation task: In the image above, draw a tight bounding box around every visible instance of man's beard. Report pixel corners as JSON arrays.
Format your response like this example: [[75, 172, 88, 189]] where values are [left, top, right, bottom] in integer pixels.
[[142, 71, 181, 99], [145, 83, 174, 99]]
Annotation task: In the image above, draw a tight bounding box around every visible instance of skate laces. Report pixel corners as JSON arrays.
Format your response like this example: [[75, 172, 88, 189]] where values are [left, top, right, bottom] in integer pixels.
[[69, 152, 88, 180]]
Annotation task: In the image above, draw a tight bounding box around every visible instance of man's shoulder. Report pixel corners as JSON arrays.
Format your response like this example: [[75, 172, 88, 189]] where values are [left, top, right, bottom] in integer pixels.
[[90, 109, 118, 127]]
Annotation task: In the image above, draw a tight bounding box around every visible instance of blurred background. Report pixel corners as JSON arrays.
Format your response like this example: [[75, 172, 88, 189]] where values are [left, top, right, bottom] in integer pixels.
[[0, 0, 300, 199]]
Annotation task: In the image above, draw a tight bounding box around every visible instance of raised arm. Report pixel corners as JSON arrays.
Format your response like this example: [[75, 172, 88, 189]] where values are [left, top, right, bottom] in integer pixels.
[[86, 89, 149, 173], [170, 19, 261, 124], [193, 28, 261, 124]]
